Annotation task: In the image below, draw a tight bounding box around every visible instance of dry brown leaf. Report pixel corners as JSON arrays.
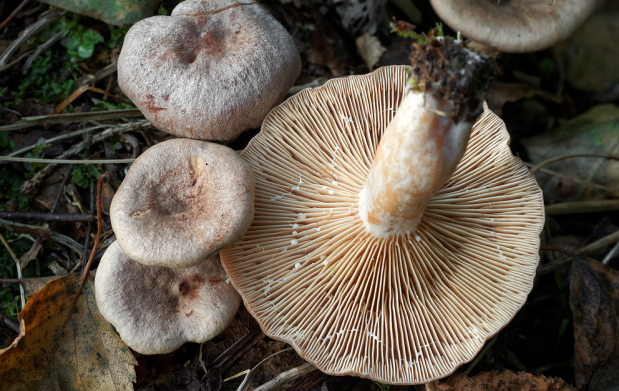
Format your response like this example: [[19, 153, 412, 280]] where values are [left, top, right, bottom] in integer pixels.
[[521, 104, 619, 203], [19, 275, 62, 296], [355, 33, 386, 70], [438, 370, 576, 391], [486, 81, 560, 116], [0, 273, 137, 391], [571, 254, 619, 390]]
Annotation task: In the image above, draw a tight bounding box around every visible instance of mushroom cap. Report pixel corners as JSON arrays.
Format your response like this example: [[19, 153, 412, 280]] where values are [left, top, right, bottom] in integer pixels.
[[220, 66, 544, 384], [111, 138, 254, 268], [95, 241, 241, 355], [430, 0, 596, 53], [117, 0, 301, 141]]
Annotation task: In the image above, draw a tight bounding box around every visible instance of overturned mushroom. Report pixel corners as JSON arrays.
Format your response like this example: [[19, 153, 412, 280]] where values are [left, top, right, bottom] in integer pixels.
[[430, 0, 596, 53], [221, 38, 543, 384], [118, 0, 301, 141], [111, 138, 254, 268], [95, 241, 240, 355]]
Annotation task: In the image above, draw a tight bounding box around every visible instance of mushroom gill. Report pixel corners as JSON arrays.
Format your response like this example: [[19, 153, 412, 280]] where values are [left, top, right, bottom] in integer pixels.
[[220, 65, 544, 384]]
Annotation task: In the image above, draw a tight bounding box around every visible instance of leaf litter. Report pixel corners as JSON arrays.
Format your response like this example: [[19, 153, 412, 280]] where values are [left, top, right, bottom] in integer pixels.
[[0, 272, 136, 390]]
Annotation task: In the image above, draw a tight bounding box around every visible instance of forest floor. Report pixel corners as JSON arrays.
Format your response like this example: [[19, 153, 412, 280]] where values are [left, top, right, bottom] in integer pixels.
[[1, 0, 619, 390]]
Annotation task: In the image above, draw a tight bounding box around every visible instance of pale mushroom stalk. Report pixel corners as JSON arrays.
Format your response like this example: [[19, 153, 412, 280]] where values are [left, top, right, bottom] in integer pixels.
[[359, 41, 492, 238]]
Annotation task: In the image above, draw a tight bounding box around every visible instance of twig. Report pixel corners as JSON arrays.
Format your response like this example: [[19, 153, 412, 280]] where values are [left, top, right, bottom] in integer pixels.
[[0, 234, 25, 310], [55, 173, 108, 343], [78, 62, 118, 87], [252, 363, 317, 391], [545, 200, 619, 216], [1, 313, 21, 334], [22, 30, 64, 74], [530, 154, 619, 174], [0, 0, 31, 31], [0, 108, 143, 132], [602, 240, 619, 265], [537, 230, 619, 276], [464, 335, 498, 375], [0, 278, 27, 283], [0, 218, 83, 255], [81, 179, 95, 271], [20, 165, 72, 272], [2, 156, 136, 164], [236, 348, 294, 391], [53, 85, 134, 115], [289, 370, 330, 391], [0, 49, 34, 72], [0, 9, 63, 67], [2, 126, 105, 160], [0, 211, 94, 222], [19, 122, 147, 194], [206, 326, 264, 371]]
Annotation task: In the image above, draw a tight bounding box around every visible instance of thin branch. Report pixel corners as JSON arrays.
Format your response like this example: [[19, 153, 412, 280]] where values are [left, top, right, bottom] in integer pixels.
[[19, 121, 148, 194], [2, 125, 105, 159], [252, 363, 317, 391], [0, 234, 25, 309], [537, 230, 619, 276], [0, 108, 143, 132], [78, 62, 118, 87], [0, 0, 31, 31], [530, 154, 619, 174], [22, 30, 64, 74], [0, 9, 63, 67], [1, 156, 136, 164], [56, 173, 108, 342], [545, 200, 619, 216], [0, 211, 93, 222], [602, 241, 619, 265], [0, 218, 83, 255], [1, 313, 21, 334]]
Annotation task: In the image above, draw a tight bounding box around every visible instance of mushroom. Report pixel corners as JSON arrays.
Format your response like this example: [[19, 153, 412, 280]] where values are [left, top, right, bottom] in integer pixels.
[[111, 138, 254, 269], [95, 241, 241, 355], [117, 0, 301, 141], [429, 0, 596, 53], [220, 39, 544, 384]]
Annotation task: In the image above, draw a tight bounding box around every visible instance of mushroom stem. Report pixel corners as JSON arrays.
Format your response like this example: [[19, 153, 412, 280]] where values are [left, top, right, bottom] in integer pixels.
[[358, 35, 495, 238], [359, 90, 475, 237]]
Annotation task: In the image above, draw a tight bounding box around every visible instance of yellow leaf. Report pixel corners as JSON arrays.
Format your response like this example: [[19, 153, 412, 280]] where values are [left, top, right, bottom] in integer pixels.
[[0, 273, 137, 391]]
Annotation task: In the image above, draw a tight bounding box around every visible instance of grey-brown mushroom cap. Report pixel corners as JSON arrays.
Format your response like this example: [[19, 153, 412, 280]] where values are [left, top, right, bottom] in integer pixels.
[[111, 138, 255, 268], [220, 66, 544, 384], [430, 0, 596, 53], [117, 0, 301, 141], [95, 241, 241, 355]]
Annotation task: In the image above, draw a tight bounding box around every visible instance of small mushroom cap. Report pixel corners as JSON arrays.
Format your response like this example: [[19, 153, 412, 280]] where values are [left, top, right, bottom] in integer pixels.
[[220, 66, 544, 384], [111, 138, 255, 268], [95, 241, 241, 355], [430, 0, 596, 53], [117, 0, 301, 141]]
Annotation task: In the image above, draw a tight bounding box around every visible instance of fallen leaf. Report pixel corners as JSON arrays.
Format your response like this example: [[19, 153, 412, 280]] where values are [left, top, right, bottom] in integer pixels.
[[37, 0, 159, 25], [486, 81, 560, 116], [355, 33, 386, 70], [570, 254, 619, 390], [554, 12, 619, 97], [438, 370, 576, 390], [521, 104, 619, 203], [0, 273, 137, 390], [19, 275, 62, 297]]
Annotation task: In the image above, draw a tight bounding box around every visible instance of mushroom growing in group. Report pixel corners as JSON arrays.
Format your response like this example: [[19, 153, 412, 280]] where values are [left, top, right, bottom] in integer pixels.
[[95, 241, 241, 355], [220, 37, 544, 384], [429, 0, 596, 53], [117, 0, 302, 141], [111, 138, 255, 268]]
